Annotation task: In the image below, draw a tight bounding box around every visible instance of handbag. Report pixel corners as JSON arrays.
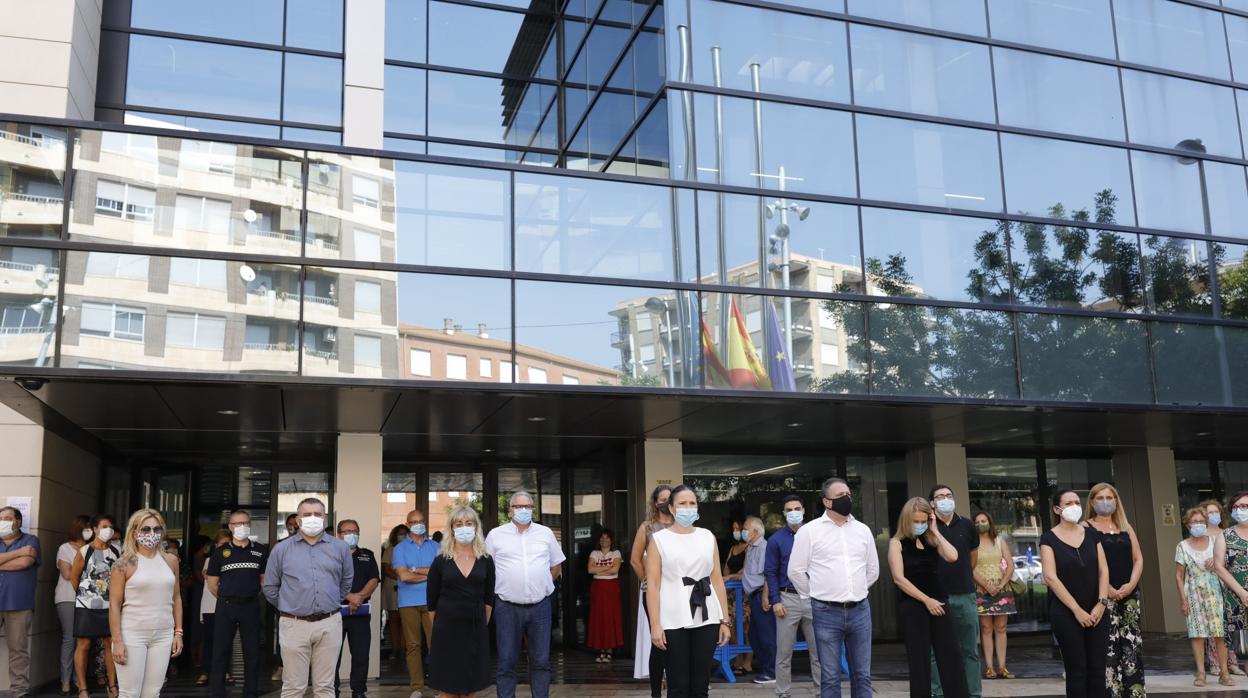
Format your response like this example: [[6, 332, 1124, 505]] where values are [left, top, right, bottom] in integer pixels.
[[997, 538, 1026, 595]]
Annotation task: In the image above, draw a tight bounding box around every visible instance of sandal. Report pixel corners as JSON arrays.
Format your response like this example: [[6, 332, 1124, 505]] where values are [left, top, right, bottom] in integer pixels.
[[999, 667, 1015, 679], [1221, 671, 1236, 686], [1232, 664, 1247, 676], [107, 686, 118, 698], [78, 689, 91, 698], [984, 668, 996, 680], [195, 674, 208, 686], [1195, 672, 1207, 687]]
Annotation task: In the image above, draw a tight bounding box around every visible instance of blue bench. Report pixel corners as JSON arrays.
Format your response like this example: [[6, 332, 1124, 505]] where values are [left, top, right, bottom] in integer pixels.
[[712, 580, 849, 683]]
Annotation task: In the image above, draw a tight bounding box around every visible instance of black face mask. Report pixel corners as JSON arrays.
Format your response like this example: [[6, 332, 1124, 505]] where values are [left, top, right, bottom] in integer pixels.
[[827, 495, 853, 516], [657, 501, 670, 515]]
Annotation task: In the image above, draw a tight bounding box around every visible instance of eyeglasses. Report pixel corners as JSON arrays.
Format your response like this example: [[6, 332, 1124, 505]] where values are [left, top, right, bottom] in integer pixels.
[[931, 493, 954, 501], [138, 526, 164, 535], [512, 505, 534, 511]]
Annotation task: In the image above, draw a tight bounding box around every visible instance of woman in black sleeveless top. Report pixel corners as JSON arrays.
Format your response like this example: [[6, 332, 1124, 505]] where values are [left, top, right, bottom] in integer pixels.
[[1041, 489, 1110, 698], [1085, 483, 1145, 697], [888, 497, 969, 698]]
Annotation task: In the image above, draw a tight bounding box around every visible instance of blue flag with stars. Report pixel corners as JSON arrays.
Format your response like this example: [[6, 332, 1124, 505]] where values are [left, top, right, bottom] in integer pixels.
[[764, 302, 796, 392]]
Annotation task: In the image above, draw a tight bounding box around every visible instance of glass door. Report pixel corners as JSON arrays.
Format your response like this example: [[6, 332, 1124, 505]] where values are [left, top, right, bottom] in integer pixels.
[[568, 468, 605, 648]]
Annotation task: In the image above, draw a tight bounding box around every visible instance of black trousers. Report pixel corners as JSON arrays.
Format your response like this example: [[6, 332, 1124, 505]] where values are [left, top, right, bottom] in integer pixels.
[[664, 624, 718, 698], [642, 591, 666, 698], [899, 597, 969, 698], [1050, 603, 1110, 698], [200, 613, 216, 675], [336, 614, 370, 696], [211, 597, 262, 698]]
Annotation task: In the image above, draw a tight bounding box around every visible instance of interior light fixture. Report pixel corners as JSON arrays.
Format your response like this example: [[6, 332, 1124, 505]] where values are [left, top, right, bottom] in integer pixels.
[[786, 422, 804, 428], [217, 409, 239, 416], [527, 416, 547, 422], [943, 193, 987, 201]]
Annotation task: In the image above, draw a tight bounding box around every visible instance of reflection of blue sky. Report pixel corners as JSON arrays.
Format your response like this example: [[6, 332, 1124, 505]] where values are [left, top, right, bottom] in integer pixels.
[[515, 280, 668, 368], [861, 208, 999, 302], [395, 162, 510, 269], [850, 24, 994, 123], [847, 0, 985, 35], [395, 274, 512, 340], [856, 115, 1002, 212], [1001, 134, 1134, 222], [131, 0, 284, 44], [127, 36, 282, 120], [985, 0, 1116, 59]]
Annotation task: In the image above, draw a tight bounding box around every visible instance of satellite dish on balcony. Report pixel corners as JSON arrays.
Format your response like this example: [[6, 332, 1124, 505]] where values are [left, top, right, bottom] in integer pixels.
[[239, 265, 257, 282], [243, 208, 258, 223]]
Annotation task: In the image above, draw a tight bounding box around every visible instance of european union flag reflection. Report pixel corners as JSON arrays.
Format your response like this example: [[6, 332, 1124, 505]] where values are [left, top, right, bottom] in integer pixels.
[[764, 302, 796, 392]]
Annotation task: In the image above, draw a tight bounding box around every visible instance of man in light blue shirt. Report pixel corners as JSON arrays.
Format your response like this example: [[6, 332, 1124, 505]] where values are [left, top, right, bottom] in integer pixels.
[[743, 515, 776, 684], [391, 509, 439, 697]]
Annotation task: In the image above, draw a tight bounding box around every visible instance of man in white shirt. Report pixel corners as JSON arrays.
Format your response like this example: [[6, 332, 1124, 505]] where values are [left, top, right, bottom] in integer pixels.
[[787, 478, 879, 698], [485, 491, 566, 698]]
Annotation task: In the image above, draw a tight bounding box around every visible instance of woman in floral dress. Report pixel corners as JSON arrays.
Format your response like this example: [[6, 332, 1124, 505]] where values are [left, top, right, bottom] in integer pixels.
[[1215, 491, 1248, 685], [1085, 483, 1144, 697], [1176, 508, 1232, 687], [972, 511, 1015, 679]]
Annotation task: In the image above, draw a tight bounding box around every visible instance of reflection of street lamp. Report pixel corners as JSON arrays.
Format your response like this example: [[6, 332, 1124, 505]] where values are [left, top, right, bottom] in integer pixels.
[[1176, 137, 1234, 403], [645, 297, 675, 387], [29, 297, 54, 368], [764, 168, 810, 363]]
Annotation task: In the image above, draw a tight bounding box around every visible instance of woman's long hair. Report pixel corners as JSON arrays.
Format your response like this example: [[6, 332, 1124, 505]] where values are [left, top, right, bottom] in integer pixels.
[[645, 484, 673, 525], [894, 497, 937, 546], [439, 505, 487, 560], [120, 508, 165, 560], [1085, 482, 1130, 532], [387, 523, 409, 548]]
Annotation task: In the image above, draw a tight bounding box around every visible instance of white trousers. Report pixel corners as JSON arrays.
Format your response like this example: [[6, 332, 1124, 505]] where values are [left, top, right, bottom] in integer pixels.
[[116, 626, 173, 698]]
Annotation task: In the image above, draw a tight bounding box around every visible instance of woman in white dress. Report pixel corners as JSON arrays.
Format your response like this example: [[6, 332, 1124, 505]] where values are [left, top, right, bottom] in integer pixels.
[[645, 484, 730, 698], [630, 485, 673, 696]]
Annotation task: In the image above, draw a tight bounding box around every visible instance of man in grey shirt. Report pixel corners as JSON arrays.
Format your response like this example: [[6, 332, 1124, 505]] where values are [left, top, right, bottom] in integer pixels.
[[743, 515, 776, 684], [263, 498, 353, 698]]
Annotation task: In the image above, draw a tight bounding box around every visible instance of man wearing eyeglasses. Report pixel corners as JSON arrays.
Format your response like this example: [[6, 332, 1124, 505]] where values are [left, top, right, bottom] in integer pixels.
[[262, 498, 353, 698], [485, 491, 565, 698]]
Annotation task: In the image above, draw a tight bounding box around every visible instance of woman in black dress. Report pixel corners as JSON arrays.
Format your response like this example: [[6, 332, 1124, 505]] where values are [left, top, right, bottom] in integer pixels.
[[1041, 488, 1110, 698], [887, 497, 968, 698], [427, 505, 496, 698]]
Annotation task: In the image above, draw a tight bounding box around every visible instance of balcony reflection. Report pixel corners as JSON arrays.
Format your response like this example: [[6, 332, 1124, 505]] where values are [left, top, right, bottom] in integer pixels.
[[0, 124, 66, 240], [0, 246, 59, 366]]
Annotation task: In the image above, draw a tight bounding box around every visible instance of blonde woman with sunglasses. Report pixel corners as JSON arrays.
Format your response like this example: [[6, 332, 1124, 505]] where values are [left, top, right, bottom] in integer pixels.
[[108, 509, 183, 698]]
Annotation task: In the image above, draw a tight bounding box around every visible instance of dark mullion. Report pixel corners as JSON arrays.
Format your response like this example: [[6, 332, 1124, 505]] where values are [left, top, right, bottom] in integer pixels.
[[102, 25, 343, 58], [98, 103, 340, 132]]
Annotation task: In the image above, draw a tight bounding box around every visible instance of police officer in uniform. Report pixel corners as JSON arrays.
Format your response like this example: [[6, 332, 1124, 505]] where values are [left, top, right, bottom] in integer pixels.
[[336, 519, 380, 698], [206, 510, 269, 698]]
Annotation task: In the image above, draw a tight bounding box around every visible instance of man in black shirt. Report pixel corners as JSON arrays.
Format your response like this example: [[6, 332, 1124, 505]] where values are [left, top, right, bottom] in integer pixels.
[[336, 519, 380, 698], [929, 485, 982, 698], [206, 510, 269, 698]]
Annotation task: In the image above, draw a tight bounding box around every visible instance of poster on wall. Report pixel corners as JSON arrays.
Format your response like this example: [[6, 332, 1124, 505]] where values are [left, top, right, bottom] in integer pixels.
[[4, 496, 34, 532]]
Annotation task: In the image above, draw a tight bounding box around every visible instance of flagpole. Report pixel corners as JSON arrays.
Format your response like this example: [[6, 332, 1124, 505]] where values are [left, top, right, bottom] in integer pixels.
[[777, 164, 794, 364], [712, 46, 729, 352], [674, 27, 694, 387], [750, 62, 771, 378]]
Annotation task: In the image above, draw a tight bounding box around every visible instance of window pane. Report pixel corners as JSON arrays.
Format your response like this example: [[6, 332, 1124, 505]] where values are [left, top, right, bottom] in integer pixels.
[[1151, 321, 1238, 406], [394, 161, 510, 270], [353, 334, 383, 367], [410, 348, 432, 376], [384, 66, 427, 136], [427, 72, 556, 146], [1228, 15, 1248, 83], [124, 111, 280, 139], [394, 274, 510, 383], [847, 0, 986, 35], [1142, 235, 1213, 317], [516, 281, 697, 387], [689, 0, 850, 103], [1131, 151, 1248, 237], [1001, 134, 1135, 225], [993, 48, 1124, 141], [1017, 314, 1151, 403], [850, 25, 994, 122], [126, 35, 282, 121], [130, 0, 284, 44], [866, 304, 1017, 398], [284, 55, 343, 126], [1010, 224, 1144, 311], [685, 93, 855, 197], [861, 208, 1009, 304], [429, 2, 553, 74], [515, 173, 674, 281], [856, 115, 1002, 212], [1113, 0, 1229, 79], [0, 123, 66, 241], [302, 155, 394, 262], [986, 0, 1115, 58], [286, 0, 344, 52], [386, 0, 428, 62], [1217, 242, 1248, 320], [1122, 70, 1241, 158], [0, 245, 59, 366], [355, 281, 382, 313]]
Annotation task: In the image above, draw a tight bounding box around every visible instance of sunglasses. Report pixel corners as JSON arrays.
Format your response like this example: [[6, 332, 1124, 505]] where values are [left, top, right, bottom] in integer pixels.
[[138, 525, 164, 535]]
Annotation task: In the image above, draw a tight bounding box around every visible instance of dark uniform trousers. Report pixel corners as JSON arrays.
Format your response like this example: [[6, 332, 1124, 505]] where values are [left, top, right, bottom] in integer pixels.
[[337, 614, 371, 696], [211, 596, 263, 698]]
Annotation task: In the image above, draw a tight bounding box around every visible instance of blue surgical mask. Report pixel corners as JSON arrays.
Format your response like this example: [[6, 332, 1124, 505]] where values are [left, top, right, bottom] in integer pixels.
[[732, 530, 743, 541], [785, 510, 804, 526], [453, 526, 476, 544], [1190, 524, 1208, 538], [409, 523, 426, 537], [513, 508, 533, 526], [1093, 501, 1117, 516], [343, 533, 360, 548], [935, 499, 955, 515], [912, 523, 929, 537], [1209, 512, 1222, 527], [1234, 508, 1248, 525], [674, 507, 699, 527]]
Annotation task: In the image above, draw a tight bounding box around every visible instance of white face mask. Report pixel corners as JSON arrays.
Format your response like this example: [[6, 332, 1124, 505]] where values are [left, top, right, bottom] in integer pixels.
[[232, 525, 251, 541], [299, 515, 325, 537], [1060, 505, 1083, 524], [82, 528, 94, 541], [0, 520, 15, 536], [97, 527, 114, 543]]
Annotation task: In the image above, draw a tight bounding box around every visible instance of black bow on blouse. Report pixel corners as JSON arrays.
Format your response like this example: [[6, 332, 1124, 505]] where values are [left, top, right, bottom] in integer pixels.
[[682, 576, 712, 621]]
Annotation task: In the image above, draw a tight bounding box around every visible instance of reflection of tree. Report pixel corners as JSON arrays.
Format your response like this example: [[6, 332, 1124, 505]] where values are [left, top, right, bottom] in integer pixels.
[[815, 189, 1233, 400]]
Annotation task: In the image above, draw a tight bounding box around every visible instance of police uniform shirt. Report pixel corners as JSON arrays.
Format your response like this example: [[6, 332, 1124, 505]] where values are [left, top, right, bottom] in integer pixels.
[[347, 547, 381, 600], [206, 540, 269, 597]]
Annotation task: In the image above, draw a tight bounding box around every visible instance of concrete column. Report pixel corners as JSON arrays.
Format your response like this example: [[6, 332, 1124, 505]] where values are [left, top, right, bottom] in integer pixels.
[[0, 402, 100, 690], [0, 0, 100, 118], [1112, 446, 1185, 634], [334, 433, 384, 679], [342, 0, 385, 148], [905, 443, 969, 515]]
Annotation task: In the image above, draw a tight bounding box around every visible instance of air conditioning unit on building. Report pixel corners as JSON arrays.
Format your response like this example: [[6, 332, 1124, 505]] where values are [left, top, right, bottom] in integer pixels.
[[323, 328, 337, 343]]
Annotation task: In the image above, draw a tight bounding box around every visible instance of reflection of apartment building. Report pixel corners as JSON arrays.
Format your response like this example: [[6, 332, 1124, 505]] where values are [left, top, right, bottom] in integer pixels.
[[0, 124, 66, 239], [616, 253, 867, 391], [59, 131, 402, 377], [400, 322, 618, 385]]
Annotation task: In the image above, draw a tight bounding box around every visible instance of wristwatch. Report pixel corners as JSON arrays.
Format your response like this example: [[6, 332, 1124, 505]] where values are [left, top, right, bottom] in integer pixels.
[[1100, 597, 1111, 607]]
